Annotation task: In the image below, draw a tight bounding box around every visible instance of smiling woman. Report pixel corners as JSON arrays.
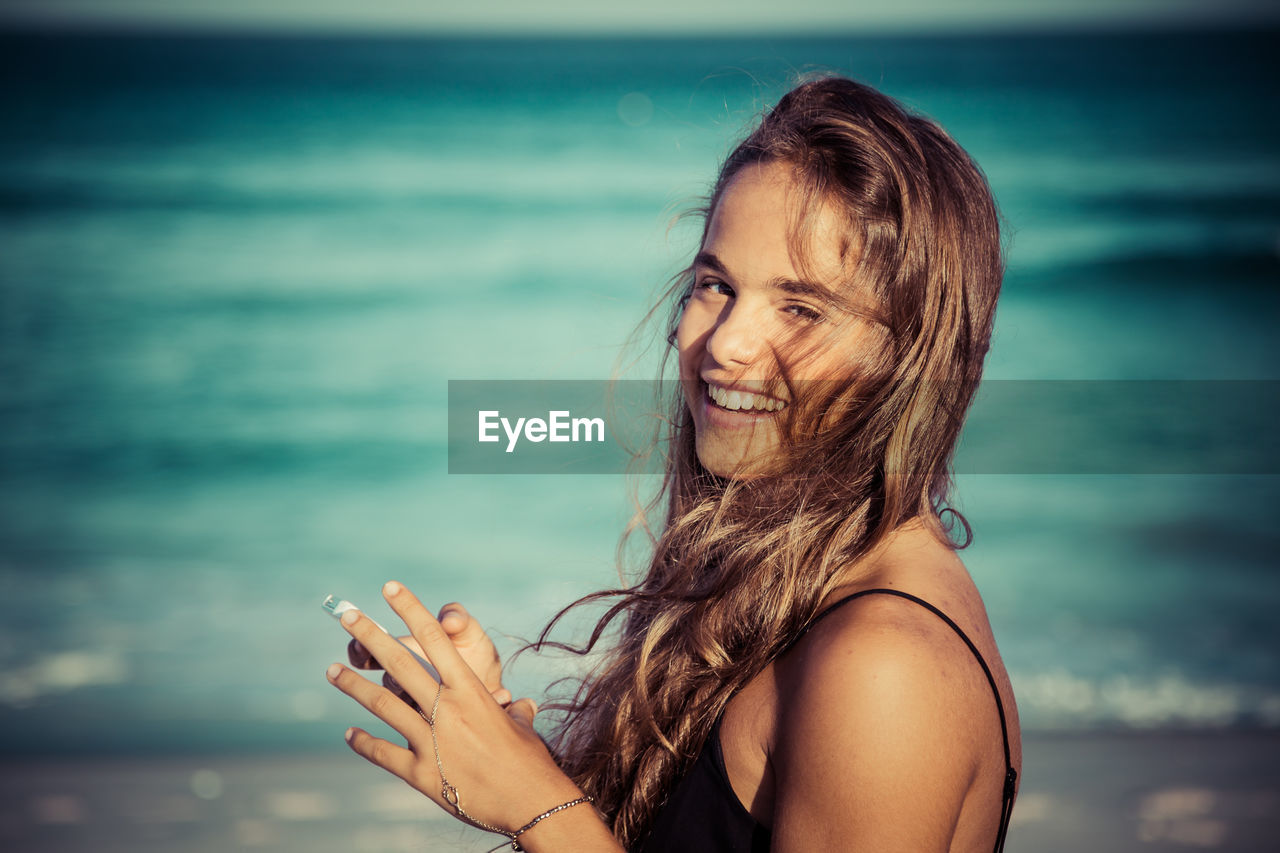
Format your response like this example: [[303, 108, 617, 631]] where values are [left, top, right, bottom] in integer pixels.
[[678, 160, 892, 477], [327, 74, 1020, 853]]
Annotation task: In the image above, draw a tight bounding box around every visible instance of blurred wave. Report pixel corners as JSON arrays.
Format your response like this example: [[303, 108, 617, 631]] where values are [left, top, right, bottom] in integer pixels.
[[0, 28, 1277, 751]]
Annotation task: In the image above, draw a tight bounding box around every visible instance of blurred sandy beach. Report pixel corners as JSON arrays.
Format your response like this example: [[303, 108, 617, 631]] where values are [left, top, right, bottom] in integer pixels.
[[3, 731, 1279, 852]]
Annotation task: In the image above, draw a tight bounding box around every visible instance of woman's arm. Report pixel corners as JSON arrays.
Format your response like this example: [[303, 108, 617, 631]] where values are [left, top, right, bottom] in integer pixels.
[[769, 596, 988, 852], [327, 581, 623, 853]]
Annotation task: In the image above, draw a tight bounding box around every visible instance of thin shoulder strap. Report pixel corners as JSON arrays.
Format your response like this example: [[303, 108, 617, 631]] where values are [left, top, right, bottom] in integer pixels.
[[800, 588, 1019, 853]]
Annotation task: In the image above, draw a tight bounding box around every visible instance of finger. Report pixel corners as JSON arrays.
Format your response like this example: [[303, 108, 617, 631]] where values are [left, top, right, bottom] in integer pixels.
[[382, 672, 423, 712], [395, 635, 427, 658], [439, 603, 502, 664], [383, 581, 482, 689], [348, 638, 376, 670], [349, 636, 427, 672], [492, 688, 513, 706], [507, 697, 538, 729], [438, 602, 472, 634], [343, 726, 418, 784], [438, 603, 492, 651], [326, 662, 429, 749], [339, 606, 441, 702]]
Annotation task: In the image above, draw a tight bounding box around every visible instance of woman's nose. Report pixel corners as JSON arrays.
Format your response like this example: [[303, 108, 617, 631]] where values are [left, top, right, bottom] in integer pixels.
[[705, 301, 766, 367]]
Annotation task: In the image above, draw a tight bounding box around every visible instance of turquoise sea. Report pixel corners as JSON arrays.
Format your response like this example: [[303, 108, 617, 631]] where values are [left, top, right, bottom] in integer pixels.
[[0, 29, 1277, 757]]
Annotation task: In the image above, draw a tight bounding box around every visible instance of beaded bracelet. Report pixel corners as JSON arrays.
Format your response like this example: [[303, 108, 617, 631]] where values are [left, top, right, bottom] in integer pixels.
[[505, 796, 596, 851]]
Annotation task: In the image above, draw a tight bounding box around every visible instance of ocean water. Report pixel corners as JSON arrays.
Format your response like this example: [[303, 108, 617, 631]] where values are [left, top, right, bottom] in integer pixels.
[[0, 29, 1277, 754]]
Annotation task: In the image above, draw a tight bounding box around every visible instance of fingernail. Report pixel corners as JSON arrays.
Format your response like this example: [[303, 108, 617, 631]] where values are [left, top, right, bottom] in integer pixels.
[[340, 609, 360, 626], [326, 663, 343, 681], [344, 727, 355, 742], [383, 580, 402, 597]]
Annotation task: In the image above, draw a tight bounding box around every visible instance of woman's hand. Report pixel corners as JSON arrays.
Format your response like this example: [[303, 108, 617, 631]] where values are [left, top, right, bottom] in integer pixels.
[[326, 581, 617, 851], [348, 600, 512, 706]]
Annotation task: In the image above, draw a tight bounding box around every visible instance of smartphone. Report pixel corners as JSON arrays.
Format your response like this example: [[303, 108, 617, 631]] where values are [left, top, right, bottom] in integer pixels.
[[322, 593, 440, 681]]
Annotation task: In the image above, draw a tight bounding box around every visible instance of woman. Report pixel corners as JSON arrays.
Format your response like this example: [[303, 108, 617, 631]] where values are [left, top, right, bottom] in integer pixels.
[[326, 75, 1021, 852]]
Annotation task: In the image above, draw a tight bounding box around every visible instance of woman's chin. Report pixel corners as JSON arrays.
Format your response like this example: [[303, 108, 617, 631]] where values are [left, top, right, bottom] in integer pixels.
[[694, 438, 778, 481]]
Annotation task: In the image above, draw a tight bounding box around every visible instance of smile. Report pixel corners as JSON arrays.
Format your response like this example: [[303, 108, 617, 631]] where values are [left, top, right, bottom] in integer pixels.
[[705, 382, 788, 413]]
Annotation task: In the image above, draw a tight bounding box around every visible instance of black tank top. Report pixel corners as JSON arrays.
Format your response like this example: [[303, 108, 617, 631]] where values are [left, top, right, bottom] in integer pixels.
[[637, 588, 1018, 853]]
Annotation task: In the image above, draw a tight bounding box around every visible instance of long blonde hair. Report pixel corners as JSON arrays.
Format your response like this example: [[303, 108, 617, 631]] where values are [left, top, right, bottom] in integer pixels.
[[536, 75, 1004, 848]]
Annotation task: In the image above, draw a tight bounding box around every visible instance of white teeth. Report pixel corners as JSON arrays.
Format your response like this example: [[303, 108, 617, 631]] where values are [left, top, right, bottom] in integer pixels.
[[706, 384, 787, 413]]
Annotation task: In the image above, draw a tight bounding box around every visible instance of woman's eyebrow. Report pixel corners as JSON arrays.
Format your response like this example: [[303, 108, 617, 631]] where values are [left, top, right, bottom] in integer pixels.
[[773, 277, 832, 300], [693, 251, 727, 274]]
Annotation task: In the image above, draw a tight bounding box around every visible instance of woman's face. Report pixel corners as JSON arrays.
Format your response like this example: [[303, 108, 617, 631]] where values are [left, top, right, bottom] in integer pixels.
[[677, 161, 881, 478]]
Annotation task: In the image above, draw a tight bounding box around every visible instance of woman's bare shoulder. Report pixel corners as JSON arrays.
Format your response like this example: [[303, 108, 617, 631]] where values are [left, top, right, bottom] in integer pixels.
[[775, 583, 995, 718], [790, 521, 1019, 753], [766, 589, 997, 849], [763, 523, 1021, 850], [820, 518, 1003, 660]]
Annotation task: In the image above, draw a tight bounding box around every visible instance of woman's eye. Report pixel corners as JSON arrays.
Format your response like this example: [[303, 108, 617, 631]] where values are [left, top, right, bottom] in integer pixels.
[[697, 279, 733, 298], [784, 303, 823, 322]]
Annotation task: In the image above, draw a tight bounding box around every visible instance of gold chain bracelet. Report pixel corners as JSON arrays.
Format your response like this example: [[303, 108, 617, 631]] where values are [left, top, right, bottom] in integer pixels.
[[422, 682, 595, 852]]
